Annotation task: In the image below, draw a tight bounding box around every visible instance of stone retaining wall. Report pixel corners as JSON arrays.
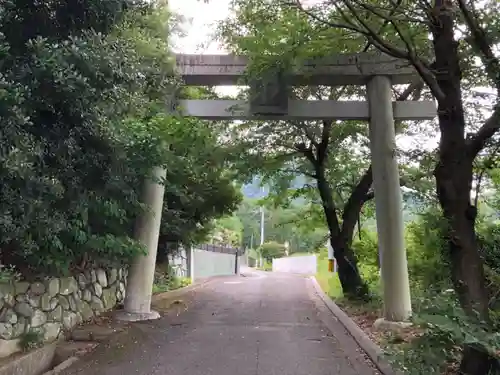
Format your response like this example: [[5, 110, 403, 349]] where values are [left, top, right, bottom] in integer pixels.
[[0, 268, 127, 357]]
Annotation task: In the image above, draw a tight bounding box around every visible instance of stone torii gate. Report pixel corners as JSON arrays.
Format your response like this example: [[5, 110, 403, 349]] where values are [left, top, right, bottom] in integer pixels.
[[120, 52, 436, 328]]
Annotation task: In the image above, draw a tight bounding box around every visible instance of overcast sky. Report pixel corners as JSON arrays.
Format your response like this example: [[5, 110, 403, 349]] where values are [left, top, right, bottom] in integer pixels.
[[169, 0, 230, 54]]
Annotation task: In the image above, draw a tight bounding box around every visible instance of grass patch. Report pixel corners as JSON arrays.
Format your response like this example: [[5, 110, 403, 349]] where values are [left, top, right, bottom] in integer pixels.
[[19, 330, 43, 352], [257, 260, 273, 271], [153, 264, 191, 294], [315, 250, 343, 299], [313, 249, 461, 374], [153, 276, 190, 294]]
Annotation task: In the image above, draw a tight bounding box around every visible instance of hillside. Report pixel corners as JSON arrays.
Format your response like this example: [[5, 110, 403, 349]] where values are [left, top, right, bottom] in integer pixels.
[[241, 176, 423, 222], [241, 175, 309, 199]]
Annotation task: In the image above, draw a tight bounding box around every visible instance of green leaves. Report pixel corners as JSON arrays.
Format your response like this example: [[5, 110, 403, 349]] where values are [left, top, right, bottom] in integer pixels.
[[0, 1, 242, 277], [387, 291, 500, 374], [258, 241, 287, 262]]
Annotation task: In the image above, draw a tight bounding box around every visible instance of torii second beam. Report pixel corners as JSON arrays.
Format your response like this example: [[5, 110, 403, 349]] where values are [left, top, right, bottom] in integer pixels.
[[176, 100, 436, 121]]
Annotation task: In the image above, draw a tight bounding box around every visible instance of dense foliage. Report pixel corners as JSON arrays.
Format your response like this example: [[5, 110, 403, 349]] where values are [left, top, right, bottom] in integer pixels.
[[235, 198, 328, 251], [0, 1, 240, 278], [258, 241, 287, 262]]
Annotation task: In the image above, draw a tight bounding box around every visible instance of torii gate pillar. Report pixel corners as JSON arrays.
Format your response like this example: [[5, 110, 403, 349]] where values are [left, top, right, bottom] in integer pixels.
[[367, 76, 412, 325], [117, 166, 166, 322]]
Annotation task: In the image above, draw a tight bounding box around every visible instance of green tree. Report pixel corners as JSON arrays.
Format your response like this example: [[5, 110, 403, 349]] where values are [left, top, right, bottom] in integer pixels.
[[258, 241, 287, 262], [228, 0, 500, 374], [208, 216, 244, 247], [0, 1, 174, 276], [235, 197, 328, 253], [283, 2, 500, 372], [0, 1, 241, 279], [217, 0, 500, 370]]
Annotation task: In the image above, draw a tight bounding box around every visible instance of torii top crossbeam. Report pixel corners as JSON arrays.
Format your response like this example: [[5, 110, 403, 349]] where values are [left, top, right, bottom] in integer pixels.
[[175, 53, 417, 86], [173, 53, 435, 121]]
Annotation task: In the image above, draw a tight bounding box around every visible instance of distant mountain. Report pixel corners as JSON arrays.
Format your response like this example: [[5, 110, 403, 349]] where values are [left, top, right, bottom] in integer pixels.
[[241, 177, 268, 199], [241, 177, 425, 224], [241, 175, 309, 199], [363, 192, 425, 231]]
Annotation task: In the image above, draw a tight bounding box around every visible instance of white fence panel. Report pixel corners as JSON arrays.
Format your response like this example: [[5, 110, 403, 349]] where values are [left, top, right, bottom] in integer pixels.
[[272, 255, 317, 275]]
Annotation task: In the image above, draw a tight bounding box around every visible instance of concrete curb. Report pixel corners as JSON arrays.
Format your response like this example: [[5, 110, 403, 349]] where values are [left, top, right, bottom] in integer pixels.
[[0, 342, 56, 375], [309, 276, 402, 375], [42, 356, 79, 375]]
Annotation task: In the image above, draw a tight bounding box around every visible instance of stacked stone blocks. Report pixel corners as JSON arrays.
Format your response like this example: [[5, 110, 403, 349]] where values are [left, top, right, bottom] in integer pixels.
[[0, 268, 127, 357]]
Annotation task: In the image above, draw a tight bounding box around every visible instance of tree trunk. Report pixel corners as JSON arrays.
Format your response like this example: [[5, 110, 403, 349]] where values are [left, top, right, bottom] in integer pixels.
[[432, 4, 492, 373], [459, 346, 496, 375], [333, 236, 370, 299], [316, 165, 369, 299], [435, 148, 493, 375], [341, 165, 373, 247]]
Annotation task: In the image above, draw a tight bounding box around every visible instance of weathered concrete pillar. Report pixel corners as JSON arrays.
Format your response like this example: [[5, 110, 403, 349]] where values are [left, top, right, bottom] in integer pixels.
[[117, 167, 166, 322], [367, 76, 412, 324]]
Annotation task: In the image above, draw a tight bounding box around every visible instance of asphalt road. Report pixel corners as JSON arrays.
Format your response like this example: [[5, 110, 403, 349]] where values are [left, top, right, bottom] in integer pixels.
[[61, 268, 380, 375]]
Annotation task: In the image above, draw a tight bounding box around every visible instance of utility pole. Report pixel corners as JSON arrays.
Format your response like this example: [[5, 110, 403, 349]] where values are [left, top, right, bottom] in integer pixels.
[[259, 205, 264, 267], [259, 206, 265, 246], [248, 233, 253, 267], [256, 185, 266, 268]]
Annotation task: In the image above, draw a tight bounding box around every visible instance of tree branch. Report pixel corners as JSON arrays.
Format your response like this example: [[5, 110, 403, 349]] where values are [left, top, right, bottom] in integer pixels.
[[455, 0, 500, 157], [281, 168, 318, 179], [457, 0, 500, 93], [294, 142, 317, 164], [341, 165, 373, 245], [362, 191, 375, 203], [467, 106, 500, 158], [360, 175, 409, 203], [473, 141, 500, 207], [398, 80, 424, 101], [292, 120, 320, 147], [289, 0, 446, 101], [316, 120, 332, 165]]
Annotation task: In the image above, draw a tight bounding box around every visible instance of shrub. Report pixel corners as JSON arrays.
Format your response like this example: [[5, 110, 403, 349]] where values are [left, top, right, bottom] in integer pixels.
[[153, 264, 191, 293], [387, 291, 500, 374], [0, 3, 177, 277], [258, 241, 287, 262], [352, 229, 379, 268], [405, 207, 451, 296]]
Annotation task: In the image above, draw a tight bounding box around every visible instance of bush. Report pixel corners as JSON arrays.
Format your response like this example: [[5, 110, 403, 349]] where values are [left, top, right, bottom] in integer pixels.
[[405, 207, 451, 296], [258, 241, 287, 262], [352, 229, 379, 268], [351, 230, 381, 294], [387, 290, 500, 374], [0, 3, 241, 278], [153, 264, 191, 293], [478, 222, 500, 271], [259, 261, 273, 271]]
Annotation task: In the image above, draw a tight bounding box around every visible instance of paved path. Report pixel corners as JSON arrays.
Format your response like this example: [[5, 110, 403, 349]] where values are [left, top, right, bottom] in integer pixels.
[[61, 269, 379, 375]]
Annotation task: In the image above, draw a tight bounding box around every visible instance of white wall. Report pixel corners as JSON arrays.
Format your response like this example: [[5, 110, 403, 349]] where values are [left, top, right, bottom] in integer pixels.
[[272, 255, 317, 275], [191, 249, 236, 280]]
